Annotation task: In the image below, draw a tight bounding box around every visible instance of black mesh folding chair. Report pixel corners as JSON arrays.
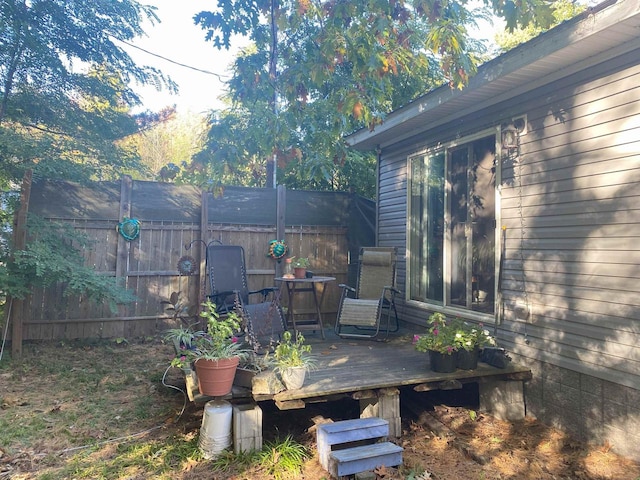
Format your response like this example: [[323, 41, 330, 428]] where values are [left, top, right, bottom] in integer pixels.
[[206, 243, 286, 350]]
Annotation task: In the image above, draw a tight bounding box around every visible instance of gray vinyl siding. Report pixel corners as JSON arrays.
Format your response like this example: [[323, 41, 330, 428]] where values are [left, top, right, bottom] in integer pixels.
[[499, 47, 640, 390], [377, 46, 640, 390]]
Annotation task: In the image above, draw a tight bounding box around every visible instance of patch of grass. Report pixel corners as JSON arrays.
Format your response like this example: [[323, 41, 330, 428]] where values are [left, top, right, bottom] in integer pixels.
[[133, 397, 158, 420], [38, 433, 201, 479], [258, 435, 309, 480]]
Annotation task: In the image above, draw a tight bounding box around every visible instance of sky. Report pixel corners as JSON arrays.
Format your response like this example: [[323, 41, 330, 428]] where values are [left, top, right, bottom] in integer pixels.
[[125, 1, 603, 114], [126, 0, 503, 114], [125, 0, 245, 114]]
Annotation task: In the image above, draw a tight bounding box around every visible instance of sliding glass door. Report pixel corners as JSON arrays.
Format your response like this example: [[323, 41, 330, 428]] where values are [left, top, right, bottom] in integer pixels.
[[409, 134, 496, 314]]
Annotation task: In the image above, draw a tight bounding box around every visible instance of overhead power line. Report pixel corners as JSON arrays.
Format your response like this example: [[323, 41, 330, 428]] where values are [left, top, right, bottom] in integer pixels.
[[117, 38, 228, 80]]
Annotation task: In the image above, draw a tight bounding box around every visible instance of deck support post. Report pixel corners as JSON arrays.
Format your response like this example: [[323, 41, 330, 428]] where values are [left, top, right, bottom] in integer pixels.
[[479, 379, 525, 421], [359, 388, 401, 438], [233, 403, 263, 453]]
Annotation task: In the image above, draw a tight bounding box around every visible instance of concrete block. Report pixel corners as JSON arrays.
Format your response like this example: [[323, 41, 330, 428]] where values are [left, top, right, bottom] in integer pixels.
[[561, 384, 581, 409], [543, 364, 562, 384], [580, 391, 602, 422], [605, 425, 638, 460], [233, 403, 262, 454], [603, 380, 628, 402], [479, 379, 525, 421], [360, 391, 401, 438], [580, 374, 603, 396], [625, 386, 640, 406], [559, 367, 580, 389]]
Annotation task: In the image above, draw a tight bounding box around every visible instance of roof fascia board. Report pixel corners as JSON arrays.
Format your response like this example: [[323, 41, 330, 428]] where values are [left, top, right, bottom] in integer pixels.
[[373, 35, 640, 151]]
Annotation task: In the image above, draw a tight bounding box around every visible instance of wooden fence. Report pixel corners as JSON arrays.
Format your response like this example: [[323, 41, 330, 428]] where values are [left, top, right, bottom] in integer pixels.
[[8, 177, 374, 348]]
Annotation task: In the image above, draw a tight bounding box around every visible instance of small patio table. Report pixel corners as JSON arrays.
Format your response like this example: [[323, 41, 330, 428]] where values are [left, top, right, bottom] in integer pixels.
[[275, 276, 335, 340]]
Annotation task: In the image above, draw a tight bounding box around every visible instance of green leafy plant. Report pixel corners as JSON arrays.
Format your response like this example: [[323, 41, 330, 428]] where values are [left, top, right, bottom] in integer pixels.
[[289, 257, 310, 269], [238, 350, 271, 373], [258, 435, 309, 480], [414, 312, 457, 355], [161, 291, 197, 325], [451, 318, 497, 351], [0, 216, 136, 312], [271, 331, 316, 372], [163, 325, 205, 351], [170, 301, 247, 368]]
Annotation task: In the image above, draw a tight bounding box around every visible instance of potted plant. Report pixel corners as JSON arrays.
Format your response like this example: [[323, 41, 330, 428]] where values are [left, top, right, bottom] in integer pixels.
[[162, 291, 202, 361], [170, 301, 248, 396], [271, 330, 316, 389], [164, 325, 206, 376], [234, 350, 271, 388], [290, 256, 310, 279], [414, 312, 458, 373], [161, 291, 198, 326], [451, 319, 497, 370]]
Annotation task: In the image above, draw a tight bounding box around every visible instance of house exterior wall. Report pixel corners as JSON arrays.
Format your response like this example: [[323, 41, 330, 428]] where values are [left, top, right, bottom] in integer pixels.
[[376, 46, 640, 460]]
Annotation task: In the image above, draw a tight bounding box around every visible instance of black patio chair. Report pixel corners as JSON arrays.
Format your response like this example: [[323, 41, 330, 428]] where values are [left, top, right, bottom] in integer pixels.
[[206, 243, 286, 350]]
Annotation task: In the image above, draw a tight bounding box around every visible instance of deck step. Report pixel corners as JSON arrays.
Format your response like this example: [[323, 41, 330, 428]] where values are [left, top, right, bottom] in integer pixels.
[[330, 442, 404, 477], [317, 417, 403, 477]]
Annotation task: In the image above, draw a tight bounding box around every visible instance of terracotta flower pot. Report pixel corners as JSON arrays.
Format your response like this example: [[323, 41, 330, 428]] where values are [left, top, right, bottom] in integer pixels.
[[294, 267, 307, 279], [428, 350, 457, 373], [194, 356, 239, 396]]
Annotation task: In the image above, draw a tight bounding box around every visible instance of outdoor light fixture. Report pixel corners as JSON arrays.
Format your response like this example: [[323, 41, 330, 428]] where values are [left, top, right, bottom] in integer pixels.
[[502, 122, 519, 150]]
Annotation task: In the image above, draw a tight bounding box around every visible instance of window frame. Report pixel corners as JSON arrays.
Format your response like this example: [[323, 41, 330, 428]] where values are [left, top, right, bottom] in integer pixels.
[[406, 126, 503, 323]]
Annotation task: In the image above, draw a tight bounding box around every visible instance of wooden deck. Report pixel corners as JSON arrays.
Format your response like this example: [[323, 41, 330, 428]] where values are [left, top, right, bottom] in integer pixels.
[[187, 327, 531, 411]]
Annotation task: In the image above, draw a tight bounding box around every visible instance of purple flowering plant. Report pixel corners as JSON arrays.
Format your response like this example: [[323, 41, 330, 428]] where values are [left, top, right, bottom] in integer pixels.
[[414, 313, 498, 355], [414, 312, 458, 355]]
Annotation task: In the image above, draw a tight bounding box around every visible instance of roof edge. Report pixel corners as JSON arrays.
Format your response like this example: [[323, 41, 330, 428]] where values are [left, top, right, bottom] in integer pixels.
[[346, 0, 638, 150]]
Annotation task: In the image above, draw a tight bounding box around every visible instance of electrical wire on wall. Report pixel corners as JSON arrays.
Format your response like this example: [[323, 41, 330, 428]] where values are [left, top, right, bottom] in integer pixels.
[[514, 136, 531, 345]]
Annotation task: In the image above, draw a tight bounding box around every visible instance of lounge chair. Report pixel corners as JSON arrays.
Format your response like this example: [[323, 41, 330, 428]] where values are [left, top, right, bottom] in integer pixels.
[[334, 247, 400, 339], [206, 243, 286, 350]]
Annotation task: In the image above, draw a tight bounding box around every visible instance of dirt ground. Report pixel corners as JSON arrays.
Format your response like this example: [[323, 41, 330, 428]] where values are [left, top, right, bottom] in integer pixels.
[[1, 339, 639, 480]]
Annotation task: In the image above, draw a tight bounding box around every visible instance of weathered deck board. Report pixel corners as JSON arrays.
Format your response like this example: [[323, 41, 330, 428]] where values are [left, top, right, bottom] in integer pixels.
[[252, 329, 531, 404], [186, 328, 530, 407]]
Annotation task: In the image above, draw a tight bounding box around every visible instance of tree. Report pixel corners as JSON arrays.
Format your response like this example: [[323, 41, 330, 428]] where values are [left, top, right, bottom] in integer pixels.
[[121, 110, 209, 182], [0, 0, 176, 190], [0, 0, 175, 312], [494, 0, 587, 52], [189, 0, 555, 194]]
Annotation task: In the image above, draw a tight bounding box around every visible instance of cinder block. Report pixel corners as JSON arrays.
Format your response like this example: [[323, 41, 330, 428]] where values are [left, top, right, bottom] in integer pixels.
[[479, 379, 525, 421], [233, 403, 262, 454], [359, 390, 401, 438]]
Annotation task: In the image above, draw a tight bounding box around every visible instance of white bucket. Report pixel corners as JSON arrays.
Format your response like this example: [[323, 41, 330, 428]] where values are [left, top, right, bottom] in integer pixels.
[[199, 399, 233, 459]]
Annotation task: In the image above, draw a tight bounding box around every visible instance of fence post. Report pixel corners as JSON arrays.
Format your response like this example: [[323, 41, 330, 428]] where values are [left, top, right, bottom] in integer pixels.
[[8, 170, 33, 358], [115, 176, 133, 298], [115, 175, 132, 278], [275, 185, 286, 278], [198, 190, 209, 311]]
